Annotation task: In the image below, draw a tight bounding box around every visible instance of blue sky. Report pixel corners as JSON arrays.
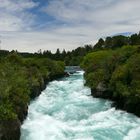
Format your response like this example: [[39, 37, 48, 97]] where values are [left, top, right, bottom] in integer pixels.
[[0, 0, 140, 52]]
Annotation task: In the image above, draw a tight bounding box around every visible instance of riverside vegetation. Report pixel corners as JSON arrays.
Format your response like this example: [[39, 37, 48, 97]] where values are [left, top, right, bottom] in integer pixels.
[[0, 52, 65, 140], [80, 33, 140, 116], [81, 45, 140, 116]]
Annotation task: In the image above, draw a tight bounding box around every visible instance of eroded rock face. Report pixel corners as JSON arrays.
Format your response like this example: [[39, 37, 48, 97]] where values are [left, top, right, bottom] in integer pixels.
[[0, 120, 21, 140], [91, 82, 109, 98], [96, 82, 107, 92], [91, 81, 140, 117]]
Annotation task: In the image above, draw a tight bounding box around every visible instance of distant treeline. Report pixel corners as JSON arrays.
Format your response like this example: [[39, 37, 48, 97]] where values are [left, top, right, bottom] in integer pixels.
[[94, 32, 140, 49], [42, 32, 140, 65], [1, 32, 140, 66]]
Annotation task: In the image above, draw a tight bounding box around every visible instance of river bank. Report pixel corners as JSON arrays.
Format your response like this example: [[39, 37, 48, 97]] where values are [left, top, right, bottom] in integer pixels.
[[90, 86, 140, 117], [81, 45, 140, 118], [0, 53, 65, 140], [0, 73, 66, 140]]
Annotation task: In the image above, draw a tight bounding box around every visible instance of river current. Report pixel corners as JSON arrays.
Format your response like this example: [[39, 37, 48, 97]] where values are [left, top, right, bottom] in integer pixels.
[[21, 71, 140, 140]]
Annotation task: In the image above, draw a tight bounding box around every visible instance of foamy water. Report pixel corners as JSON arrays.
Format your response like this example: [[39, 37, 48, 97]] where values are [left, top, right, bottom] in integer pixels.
[[20, 71, 140, 140]]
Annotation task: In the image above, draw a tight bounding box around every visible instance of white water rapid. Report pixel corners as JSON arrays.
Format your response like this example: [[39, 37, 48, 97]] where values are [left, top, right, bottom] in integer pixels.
[[20, 71, 140, 140]]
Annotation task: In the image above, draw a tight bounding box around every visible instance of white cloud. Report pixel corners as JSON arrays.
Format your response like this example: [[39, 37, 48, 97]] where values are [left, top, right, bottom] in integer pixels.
[[0, 30, 96, 53], [43, 0, 140, 27], [0, 0, 38, 31], [0, 0, 140, 52], [0, 0, 38, 12]]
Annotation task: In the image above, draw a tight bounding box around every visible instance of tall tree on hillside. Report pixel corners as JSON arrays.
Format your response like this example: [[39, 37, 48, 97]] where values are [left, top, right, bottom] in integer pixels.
[[104, 37, 112, 48], [130, 33, 140, 45], [62, 49, 66, 58], [55, 48, 61, 60], [111, 35, 129, 48], [94, 38, 104, 49]]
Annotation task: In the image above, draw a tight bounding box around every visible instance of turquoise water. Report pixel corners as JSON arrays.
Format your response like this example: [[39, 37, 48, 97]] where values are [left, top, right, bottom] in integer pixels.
[[21, 71, 140, 140]]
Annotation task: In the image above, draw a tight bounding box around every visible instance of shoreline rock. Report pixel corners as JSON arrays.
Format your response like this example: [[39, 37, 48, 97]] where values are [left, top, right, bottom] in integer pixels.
[[0, 120, 21, 140]]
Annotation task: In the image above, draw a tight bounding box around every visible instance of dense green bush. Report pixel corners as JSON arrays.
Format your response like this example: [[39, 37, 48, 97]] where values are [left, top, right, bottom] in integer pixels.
[[81, 45, 140, 115], [81, 50, 113, 88], [0, 53, 65, 120]]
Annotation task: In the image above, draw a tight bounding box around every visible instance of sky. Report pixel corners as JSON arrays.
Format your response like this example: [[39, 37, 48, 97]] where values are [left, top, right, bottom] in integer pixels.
[[0, 0, 140, 53]]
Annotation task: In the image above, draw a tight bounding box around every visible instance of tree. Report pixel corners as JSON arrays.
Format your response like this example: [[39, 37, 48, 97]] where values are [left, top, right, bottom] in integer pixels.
[[94, 38, 104, 49], [55, 48, 61, 60]]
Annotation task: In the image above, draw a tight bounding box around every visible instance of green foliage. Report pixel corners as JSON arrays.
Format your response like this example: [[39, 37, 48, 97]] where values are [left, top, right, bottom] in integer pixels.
[[82, 45, 140, 114], [0, 53, 65, 120], [85, 69, 105, 89], [94, 38, 104, 49], [42, 45, 94, 66], [0, 104, 17, 120], [81, 50, 113, 72], [81, 50, 113, 87], [94, 33, 140, 50], [130, 33, 140, 45]]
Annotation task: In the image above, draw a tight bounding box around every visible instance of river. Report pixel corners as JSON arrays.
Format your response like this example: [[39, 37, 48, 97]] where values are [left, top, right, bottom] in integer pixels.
[[20, 71, 140, 140]]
